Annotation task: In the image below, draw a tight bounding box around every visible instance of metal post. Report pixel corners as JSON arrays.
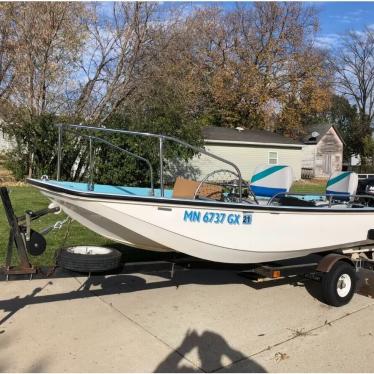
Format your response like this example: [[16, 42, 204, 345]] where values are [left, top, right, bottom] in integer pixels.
[[57, 124, 63, 180], [159, 137, 164, 197], [238, 178, 242, 202], [88, 136, 94, 191]]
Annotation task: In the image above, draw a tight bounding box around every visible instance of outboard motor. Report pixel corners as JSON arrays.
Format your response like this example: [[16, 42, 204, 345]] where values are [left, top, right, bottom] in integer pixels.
[[326, 171, 358, 199], [250, 165, 294, 198]]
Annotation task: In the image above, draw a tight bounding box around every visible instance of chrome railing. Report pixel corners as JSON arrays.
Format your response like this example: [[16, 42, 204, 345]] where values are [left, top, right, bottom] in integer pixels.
[[78, 134, 154, 195], [55, 124, 243, 200]]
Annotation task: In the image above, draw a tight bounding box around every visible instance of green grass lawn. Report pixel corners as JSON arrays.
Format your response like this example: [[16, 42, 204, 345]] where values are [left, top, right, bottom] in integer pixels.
[[1, 181, 326, 267], [290, 180, 326, 194], [0, 186, 177, 267]]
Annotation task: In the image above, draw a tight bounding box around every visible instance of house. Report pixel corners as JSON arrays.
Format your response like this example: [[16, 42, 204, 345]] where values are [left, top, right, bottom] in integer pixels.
[[188, 126, 303, 181], [301, 124, 344, 178]]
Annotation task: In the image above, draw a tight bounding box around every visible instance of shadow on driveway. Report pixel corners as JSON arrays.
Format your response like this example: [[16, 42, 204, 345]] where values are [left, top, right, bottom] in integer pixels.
[[0, 261, 320, 328], [2, 261, 359, 373], [154, 329, 266, 373]]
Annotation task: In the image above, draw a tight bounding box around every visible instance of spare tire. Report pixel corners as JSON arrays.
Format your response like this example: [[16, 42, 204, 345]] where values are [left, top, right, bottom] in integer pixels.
[[57, 246, 122, 273]]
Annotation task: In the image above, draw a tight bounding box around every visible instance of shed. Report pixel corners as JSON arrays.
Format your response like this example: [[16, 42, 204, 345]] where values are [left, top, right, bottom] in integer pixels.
[[301, 124, 344, 178], [188, 126, 303, 181]]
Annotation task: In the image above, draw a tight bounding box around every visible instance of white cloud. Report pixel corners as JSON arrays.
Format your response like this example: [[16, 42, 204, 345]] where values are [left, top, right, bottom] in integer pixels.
[[314, 34, 341, 49], [328, 9, 365, 24]]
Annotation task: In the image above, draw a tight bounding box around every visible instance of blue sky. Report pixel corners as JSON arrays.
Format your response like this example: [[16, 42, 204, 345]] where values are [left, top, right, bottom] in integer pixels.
[[318, 2, 374, 33], [160, 1, 374, 49], [316, 2, 374, 48], [101, 1, 374, 49]]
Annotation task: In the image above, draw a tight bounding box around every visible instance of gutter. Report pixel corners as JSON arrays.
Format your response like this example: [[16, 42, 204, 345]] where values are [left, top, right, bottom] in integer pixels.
[[204, 139, 303, 149]]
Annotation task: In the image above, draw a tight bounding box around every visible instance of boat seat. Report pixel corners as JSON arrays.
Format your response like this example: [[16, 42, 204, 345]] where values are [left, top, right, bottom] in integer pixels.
[[172, 177, 222, 200], [326, 171, 358, 198], [250, 165, 294, 198]]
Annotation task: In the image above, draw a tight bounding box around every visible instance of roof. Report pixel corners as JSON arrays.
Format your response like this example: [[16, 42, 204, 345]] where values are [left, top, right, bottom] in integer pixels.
[[302, 123, 345, 145], [202, 126, 303, 147]]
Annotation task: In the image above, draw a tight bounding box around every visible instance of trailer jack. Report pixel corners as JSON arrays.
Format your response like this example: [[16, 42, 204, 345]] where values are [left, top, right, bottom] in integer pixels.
[[0, 187, 59, 280]]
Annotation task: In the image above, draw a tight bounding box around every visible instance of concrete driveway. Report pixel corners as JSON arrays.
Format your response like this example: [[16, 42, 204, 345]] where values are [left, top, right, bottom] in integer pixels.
[[1, 263, 374, 372]]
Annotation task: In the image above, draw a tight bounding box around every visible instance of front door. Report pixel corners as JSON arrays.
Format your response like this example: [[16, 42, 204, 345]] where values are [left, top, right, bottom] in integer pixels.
[[323, 153, 332, 175]]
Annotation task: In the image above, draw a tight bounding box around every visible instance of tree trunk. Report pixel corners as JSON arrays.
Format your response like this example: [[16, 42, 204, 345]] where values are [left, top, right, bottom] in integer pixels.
[[28, 152, 34, 178]]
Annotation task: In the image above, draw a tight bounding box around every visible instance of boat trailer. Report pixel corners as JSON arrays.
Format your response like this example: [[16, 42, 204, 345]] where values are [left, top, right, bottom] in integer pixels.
[[1, 184, 374, 306], [239, 251, 374, 306]]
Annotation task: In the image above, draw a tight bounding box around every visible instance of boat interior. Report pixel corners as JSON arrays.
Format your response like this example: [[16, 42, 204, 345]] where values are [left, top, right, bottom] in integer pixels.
[[35, 172, 374, 210], [31, 124, 374, 210]]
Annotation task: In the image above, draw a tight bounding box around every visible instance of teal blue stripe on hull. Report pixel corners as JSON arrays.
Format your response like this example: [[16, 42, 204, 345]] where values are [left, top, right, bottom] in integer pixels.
[[251, 165, 287, 183], [326, 172, 351, 187]]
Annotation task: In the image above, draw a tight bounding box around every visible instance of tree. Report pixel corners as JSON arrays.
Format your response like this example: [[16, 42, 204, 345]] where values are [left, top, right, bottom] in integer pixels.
[[333, 28, 374, 152], [323, 95, 362, 162], [177, 2, 332, 136], [334, 29, 374, 122], [74, 2, 159, 123], [6, 2, 85, 116], [0, 3, 87, 177], [0, 3, 16, 99], [0, 2, 335, 181]]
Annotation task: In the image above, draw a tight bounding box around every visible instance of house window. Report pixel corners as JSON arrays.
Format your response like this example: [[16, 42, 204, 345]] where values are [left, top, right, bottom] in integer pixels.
[[268, 151, 278, 165]]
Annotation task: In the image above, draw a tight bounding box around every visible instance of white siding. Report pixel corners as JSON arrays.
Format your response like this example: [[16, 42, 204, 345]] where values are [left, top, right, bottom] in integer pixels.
[[0, 129, 14, 153], [302, 144, 317, 169], [189, 143, 302, 181]]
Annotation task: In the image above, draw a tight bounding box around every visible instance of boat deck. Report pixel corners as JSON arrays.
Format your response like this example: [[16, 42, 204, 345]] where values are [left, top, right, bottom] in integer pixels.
[[28, 179, 374, 212], [43, 180, 173, 198]]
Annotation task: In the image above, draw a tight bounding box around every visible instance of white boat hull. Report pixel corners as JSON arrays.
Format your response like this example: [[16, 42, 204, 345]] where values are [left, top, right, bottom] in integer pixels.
[[37, 185, 374, 264]]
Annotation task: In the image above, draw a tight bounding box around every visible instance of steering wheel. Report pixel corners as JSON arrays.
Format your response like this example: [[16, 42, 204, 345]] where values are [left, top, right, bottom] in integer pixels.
[[193, 169, 258, 204]]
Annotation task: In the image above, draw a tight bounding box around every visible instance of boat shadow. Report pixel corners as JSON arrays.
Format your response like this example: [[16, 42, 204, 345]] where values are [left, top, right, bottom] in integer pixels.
[[0, 263, 269, 372], [0, 259, 324, 327]]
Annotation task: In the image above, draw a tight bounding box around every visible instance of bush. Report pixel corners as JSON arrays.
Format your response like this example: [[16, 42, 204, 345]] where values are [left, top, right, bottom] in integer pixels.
[[3, 114, 59, 179], [2, 108, 204, 186]]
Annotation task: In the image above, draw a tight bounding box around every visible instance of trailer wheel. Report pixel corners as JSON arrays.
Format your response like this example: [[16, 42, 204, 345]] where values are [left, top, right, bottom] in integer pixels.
[[57, 246, 122, 273], [321, 261, 356, 307]]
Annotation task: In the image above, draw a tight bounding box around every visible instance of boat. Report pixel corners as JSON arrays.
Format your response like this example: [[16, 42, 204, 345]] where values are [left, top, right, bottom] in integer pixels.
[[27, 124, 374, 264]]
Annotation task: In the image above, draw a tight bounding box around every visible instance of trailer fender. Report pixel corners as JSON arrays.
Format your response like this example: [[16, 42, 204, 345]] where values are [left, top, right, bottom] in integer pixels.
[[316, 253, 354, 273]]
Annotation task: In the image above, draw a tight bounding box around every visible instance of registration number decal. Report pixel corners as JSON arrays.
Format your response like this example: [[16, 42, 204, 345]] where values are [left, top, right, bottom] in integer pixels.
[[183, 210, 252, 225]]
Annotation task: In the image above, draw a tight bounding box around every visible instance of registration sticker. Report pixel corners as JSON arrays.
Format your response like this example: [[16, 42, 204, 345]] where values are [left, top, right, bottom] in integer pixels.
[[183, 210, 252, 225]]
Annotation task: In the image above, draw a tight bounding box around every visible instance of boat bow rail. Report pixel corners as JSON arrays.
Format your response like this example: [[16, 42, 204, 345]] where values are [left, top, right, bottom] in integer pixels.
[[63, 130, 155, 195], [55, 123, 244, 201]]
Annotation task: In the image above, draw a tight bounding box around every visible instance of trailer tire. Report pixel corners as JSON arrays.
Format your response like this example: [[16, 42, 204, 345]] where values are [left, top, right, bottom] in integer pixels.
[[57, 246, 122, 273], [321, 261, 356, 307]]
